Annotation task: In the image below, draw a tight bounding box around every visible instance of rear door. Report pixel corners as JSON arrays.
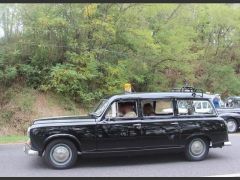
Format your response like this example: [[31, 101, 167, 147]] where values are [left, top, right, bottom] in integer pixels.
[[140, 98, 182, 149], [175, 98, 216, 144]]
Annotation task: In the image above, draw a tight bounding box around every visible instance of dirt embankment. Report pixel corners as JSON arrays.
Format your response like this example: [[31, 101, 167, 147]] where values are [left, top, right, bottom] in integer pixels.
[[0, 86, 87, 136]]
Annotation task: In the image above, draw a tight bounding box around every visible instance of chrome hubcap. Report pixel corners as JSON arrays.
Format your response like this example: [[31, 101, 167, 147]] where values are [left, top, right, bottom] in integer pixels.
[[190, 139, 205, 156], [50, 144, 72, 165], [227, 121, 236, 132]]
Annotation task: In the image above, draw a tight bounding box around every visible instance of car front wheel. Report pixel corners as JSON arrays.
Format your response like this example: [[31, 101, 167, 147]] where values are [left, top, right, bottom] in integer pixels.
[[185, 137, 209, 161], [227, 119, 238, 133], [43, 139, 78, 169]]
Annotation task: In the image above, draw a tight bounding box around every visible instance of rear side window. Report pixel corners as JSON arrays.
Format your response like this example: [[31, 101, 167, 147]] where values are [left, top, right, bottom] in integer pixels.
[[155, 100, 173, 114], [177, 99, 215, 116], [142, 99, 173, 117]]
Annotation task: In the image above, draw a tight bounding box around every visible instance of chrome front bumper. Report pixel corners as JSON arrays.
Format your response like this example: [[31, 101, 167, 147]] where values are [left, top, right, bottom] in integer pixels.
[[23, 143, 39, 156], [224, 141, 232, 146]]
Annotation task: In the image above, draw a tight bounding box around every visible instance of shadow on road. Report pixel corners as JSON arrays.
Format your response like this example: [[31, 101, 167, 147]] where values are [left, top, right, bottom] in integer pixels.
[[72, 151, 226, 169], [1, 143, 228, 172], [75, 153, 184, 168], [28, 151, 227, 170]]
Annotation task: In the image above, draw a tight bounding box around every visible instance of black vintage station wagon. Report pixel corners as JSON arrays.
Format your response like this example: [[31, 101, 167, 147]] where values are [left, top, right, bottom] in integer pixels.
[[24, 86, 231, 169]]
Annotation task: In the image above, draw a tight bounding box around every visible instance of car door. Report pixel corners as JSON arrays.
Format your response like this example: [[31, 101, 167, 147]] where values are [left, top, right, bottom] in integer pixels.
[[96, 99, 142, 151], [140, 98, 182, 149], [175, 98, 214, 145]]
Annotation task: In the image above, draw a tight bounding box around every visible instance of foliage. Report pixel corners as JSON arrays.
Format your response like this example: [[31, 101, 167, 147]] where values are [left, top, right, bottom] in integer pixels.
[[0, 3, 240, 104]]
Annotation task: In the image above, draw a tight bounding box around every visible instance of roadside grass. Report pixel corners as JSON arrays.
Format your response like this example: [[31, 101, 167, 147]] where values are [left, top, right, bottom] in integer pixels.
[[0, 135, 28, 144]]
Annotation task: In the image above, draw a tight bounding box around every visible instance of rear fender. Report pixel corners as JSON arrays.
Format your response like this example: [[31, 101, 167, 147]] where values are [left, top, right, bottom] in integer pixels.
[[185, 133, 211, 146]]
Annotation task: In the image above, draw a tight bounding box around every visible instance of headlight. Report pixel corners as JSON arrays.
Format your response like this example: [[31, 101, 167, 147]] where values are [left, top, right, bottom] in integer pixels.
[[27, 127, 31, 137]]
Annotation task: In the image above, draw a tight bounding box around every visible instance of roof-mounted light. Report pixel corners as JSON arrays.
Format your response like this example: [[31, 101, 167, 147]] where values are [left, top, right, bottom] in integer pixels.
[[124, 83, 132, 93]]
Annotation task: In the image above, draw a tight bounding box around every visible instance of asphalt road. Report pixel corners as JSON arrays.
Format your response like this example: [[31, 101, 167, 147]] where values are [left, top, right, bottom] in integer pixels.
[[0, 134, 240, 177]]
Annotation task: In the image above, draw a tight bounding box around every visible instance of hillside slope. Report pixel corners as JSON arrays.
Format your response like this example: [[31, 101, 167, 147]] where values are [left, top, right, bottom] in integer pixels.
[[0, 86, 87, 136]]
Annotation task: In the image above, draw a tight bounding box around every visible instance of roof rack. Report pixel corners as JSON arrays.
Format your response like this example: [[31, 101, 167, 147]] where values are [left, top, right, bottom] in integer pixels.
[[171, 86, 203, 97]]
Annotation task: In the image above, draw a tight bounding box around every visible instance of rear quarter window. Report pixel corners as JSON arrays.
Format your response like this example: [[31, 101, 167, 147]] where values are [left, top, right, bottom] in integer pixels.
[[177, 99, 215, 116]]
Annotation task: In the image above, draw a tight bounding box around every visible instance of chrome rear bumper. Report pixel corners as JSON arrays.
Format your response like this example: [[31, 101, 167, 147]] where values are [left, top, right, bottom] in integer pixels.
[[23, 143, 39, 156], [224, 141, 232, 146]]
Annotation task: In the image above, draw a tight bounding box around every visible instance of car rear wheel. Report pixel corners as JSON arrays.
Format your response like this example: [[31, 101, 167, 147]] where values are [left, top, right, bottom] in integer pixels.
[[227, 119, 238, 133], [185, 137, 209, 161], [43, 139, 78, 169]]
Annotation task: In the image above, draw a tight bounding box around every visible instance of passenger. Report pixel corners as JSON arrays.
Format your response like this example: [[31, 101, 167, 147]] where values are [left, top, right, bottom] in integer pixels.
[[122, 102, 137, 118], [143, 103, 155, 116]]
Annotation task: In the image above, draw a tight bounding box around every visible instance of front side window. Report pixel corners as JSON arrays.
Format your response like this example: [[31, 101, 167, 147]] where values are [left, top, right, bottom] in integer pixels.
[[177, 99, 215, 116], [142, 99, 173, 117], [105, 100, 138, 119]]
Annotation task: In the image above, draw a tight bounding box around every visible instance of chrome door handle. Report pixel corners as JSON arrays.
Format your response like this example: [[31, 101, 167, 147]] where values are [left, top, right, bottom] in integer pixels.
[[170, 122, 179, 125], [133, 123, 141, 129]]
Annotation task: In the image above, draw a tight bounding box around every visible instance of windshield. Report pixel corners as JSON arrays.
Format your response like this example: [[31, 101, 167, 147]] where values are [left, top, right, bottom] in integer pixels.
[[90, 99, 109, 116]]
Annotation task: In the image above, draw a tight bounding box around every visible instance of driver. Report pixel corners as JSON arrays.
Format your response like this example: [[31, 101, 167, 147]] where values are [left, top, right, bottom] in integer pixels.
[[118, 103, 125, 117], [122, 102, 137, 118]]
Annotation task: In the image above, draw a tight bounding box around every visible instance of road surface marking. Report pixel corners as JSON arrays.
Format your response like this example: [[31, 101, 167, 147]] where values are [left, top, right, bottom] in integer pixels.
[[207, 173, 240, 177], [229, 133, 240, 136]]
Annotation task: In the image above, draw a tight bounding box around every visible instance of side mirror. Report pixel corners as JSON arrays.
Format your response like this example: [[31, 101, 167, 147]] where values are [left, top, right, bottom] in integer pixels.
[[105, 113, 112, 119], [103, 114, 112, 123]]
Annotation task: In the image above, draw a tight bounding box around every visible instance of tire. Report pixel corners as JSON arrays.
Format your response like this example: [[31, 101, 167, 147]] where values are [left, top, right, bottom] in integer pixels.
[[184, 137, 209, 161], [227, 119, 238, 133], [43, 139, 78, 169]]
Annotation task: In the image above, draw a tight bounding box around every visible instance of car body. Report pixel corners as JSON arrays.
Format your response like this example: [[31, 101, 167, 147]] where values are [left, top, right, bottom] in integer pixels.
[[24, 91, 231, 169], [216, 107, 240, 133], [225, 96, 240, 108], [200, 95, 240, 133]]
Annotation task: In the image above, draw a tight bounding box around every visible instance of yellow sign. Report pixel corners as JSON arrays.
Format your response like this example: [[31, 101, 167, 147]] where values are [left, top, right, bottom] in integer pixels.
[[124, 83, 132, 93]]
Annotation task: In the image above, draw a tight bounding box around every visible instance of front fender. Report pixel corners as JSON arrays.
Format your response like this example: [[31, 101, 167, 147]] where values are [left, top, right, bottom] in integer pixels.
[[42, 134, 82, 153]]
